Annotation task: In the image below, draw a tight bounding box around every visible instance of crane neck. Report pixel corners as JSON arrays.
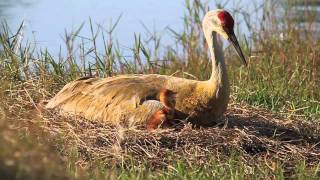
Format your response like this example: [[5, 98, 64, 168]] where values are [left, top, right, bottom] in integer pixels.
[[206, 32, 227, 85]]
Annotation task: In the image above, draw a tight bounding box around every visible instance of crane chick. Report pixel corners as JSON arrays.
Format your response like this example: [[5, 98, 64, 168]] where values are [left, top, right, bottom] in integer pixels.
[[146, 89, 176, 130]]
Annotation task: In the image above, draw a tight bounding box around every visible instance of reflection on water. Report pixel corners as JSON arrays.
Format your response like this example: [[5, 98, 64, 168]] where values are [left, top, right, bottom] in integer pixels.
[[0, 0, 35, 17], [1, 0, 190, 55]]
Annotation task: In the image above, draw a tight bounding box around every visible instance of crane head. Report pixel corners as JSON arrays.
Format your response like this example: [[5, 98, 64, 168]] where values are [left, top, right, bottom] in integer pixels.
[[159, 89, 177, 108], [203, 9, 247, 66]]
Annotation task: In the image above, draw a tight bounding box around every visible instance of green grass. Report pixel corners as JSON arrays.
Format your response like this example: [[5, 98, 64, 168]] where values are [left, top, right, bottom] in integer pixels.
[[1, 0, 320, 179], [229, 30, 320, 120]]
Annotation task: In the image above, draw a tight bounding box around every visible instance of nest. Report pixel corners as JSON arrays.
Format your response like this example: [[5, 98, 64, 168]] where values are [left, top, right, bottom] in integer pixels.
[[3, 79, 320, 175]]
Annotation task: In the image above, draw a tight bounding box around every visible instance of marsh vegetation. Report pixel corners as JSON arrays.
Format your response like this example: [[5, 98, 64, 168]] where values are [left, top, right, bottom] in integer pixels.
[[0, 0, 320, 179]]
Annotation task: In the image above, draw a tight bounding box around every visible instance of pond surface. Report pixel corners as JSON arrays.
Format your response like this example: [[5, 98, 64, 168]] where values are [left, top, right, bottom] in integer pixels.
[[1, 0, 263, 56]]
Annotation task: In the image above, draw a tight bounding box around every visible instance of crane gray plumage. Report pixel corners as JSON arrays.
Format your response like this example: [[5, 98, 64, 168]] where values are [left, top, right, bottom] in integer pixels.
[[46, 9, 247, 127]]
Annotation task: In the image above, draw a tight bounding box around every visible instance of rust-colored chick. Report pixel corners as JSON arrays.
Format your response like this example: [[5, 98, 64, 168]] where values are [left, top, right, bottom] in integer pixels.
[[146, 89, 176, 130]]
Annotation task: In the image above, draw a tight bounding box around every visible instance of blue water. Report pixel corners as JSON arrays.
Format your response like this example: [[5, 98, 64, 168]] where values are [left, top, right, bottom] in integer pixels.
[[0, 0, 263, 56]]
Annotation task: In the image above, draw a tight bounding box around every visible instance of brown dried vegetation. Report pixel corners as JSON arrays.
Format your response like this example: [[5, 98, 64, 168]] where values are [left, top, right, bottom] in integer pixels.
[[2, 79, 320, 177]]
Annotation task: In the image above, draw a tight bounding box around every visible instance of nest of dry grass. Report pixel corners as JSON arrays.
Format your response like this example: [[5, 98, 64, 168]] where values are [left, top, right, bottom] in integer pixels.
[[3, 79, 320, 175]]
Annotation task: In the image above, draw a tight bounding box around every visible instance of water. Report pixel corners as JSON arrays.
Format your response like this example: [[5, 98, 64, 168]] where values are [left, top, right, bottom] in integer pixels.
[[1, 0, 262, 56]]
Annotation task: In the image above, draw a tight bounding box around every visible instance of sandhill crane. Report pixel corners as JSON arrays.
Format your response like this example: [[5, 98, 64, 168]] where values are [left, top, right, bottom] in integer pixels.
[[46, 9, 247, 128]]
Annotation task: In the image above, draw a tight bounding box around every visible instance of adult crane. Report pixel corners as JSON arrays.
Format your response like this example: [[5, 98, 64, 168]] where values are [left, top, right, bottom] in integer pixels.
[[46, 9, 247, 129]]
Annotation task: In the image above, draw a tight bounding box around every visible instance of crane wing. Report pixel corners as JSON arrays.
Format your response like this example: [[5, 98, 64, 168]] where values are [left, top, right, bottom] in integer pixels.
[[46, 74, 168, 124]]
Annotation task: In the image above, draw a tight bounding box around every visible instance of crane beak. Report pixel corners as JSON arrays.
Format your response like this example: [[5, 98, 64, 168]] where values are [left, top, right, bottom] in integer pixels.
[[228, 31, 247, 66]]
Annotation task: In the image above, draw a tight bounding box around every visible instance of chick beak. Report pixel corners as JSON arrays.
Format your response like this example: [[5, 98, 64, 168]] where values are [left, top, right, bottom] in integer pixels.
[[228, 31, 247, 66]]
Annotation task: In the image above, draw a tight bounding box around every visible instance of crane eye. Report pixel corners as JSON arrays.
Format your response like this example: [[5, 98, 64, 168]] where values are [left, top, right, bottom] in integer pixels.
[[217, 11, 234, 31]]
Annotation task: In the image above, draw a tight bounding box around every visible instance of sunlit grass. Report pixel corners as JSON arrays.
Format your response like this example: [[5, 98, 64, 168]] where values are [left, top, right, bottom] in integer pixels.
[[0, 0, 320, 179]]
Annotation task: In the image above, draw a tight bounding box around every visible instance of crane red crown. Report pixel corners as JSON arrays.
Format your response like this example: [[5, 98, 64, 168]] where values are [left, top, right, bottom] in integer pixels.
[[217, 11, 234, 30]]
